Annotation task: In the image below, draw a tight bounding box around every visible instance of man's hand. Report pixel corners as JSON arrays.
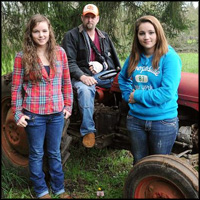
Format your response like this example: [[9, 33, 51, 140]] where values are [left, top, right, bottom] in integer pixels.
[[80, 75, 97, 86], [17, 115, 30, 127], [89, 61, 103, 74]]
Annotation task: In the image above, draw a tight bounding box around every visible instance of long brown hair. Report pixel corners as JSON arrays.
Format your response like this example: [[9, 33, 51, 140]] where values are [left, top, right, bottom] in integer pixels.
[[22, 14, 57, 81], [128, 15, 168, 77]]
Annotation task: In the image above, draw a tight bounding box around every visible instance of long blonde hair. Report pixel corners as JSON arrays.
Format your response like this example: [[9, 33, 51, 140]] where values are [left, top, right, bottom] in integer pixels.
[[128, 15, 168, 77], [22, 14, 57, 81]]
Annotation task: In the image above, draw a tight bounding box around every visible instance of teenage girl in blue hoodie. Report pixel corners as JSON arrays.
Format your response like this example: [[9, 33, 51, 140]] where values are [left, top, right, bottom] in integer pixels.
[[118, 15, 182, 165]]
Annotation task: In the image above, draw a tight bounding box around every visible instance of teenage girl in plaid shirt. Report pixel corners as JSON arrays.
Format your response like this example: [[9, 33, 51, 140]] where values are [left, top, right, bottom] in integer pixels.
[[11, 14, 73, 199]]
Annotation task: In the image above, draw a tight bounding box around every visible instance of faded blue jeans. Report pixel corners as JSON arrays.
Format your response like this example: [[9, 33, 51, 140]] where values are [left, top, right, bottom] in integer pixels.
[[24, 110, 65, 198], [126, 115, 179, 165], [72, 71, 114, 136]]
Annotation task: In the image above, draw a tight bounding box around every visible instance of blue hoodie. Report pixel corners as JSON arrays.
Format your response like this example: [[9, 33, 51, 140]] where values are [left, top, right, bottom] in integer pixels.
[[118, 45, 182, 120]]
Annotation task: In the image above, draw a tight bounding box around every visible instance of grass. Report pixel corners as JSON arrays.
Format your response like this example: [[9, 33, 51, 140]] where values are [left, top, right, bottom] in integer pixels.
[[64, 139, 133, 199], [119, 52, 198, 74], [178, 53, 198, 73], [1, 163, 33, 199]]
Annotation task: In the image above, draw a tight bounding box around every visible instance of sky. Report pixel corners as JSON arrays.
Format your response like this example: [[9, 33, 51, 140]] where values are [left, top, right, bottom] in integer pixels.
[[191, 1, 198, 8]]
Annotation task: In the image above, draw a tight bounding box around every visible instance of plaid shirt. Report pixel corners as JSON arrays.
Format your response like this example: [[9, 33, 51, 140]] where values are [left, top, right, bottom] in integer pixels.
[[11, 46, 73, 123]]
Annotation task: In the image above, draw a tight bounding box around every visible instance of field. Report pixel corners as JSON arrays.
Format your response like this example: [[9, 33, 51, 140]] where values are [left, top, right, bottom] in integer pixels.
[[1, 53, 199, 75], [1, 52, 198, 199], [178, 53, 198, 73], [119, 52, 198, 73]]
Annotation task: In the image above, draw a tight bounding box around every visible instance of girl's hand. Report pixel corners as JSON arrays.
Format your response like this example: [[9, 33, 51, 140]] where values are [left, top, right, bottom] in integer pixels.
[[129, 89, 136, 103], [17, 115, 30, 127], [63, 109, 71, 119]]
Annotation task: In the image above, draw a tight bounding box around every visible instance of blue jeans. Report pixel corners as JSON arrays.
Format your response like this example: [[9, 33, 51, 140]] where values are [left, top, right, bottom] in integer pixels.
[[126, 115, 179, 165], [72, 71, 113, 136], [24, 110, 65, 198]]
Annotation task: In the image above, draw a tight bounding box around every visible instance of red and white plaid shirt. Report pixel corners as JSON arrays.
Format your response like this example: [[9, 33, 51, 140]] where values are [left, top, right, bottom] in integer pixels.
[[11, 46, 73, 123]]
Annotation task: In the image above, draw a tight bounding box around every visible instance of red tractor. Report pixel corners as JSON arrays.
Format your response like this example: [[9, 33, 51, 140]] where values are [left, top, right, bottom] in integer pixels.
[[1, 70, 199, 198]]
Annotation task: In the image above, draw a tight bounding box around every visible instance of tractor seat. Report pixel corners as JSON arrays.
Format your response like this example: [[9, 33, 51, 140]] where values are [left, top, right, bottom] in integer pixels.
[[95, 86, 110, 103]]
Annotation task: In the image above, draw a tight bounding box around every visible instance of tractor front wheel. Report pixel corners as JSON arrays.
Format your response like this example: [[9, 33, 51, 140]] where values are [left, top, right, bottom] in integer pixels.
[[124, 154, 199, 198]]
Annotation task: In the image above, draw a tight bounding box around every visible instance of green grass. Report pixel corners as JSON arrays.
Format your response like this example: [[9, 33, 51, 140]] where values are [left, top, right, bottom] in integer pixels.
[[119, 52, 198, 74], [1, 53, 16, 75], [1, 163, 33, 199], [64, 140, 133, 199], [178, 53, 198, 73]]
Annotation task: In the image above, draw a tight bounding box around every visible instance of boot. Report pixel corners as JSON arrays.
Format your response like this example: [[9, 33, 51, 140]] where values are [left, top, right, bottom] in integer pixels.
[[39, 193, 52, 199], [82, 133, 95, 148], [59, 192, 72, 199]]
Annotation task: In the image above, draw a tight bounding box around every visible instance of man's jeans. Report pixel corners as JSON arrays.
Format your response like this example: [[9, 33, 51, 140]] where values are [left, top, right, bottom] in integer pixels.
[[72, 71, 114, 136], [24, 110, 65, 198], [126, 115, 179, 165]]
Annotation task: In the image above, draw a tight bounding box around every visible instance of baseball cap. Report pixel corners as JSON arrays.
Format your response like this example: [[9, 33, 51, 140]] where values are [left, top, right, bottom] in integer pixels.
[[82, 4, 99, 16]]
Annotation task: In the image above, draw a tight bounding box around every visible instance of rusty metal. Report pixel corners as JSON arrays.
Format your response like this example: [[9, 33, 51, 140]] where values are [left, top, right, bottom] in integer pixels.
[[135, 176, 184, 198], [3, 72, 12, 85], [192, 123, 199, 150], [2, 96, 29, 167], [178, 72, 199, 111]]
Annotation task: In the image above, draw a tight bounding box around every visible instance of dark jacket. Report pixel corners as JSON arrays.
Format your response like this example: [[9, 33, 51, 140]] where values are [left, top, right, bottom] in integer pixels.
[[62, 24, 121, 80]]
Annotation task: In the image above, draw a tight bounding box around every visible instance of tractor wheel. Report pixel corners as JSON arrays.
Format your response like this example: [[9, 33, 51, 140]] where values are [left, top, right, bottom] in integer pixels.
[[1, 73, 29, 179], [123, 154, 199, 199], [1, 73, 72, 181]]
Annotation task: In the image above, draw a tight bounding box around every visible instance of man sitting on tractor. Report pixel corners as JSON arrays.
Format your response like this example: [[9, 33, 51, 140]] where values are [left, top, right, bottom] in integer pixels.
[[62, 4, 121, 148]]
